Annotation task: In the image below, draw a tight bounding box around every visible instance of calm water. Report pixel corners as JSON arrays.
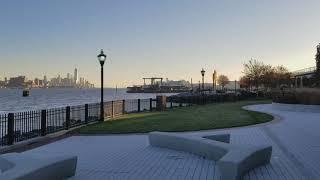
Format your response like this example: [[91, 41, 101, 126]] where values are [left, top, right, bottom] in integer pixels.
[[0, 88, 176, 113]]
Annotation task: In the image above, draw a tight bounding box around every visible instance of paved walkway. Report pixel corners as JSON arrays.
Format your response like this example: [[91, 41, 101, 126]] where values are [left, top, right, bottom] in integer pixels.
[[24, 103, 320, 180]]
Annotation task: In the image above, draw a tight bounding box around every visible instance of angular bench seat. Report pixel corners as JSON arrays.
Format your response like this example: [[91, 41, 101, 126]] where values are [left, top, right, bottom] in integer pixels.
[[149, 131, 272, 180], [0, 152, 77, 180], [218, 146, 272, 180]]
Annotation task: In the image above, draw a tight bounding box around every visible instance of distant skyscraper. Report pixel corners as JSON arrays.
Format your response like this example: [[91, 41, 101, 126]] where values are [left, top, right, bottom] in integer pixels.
[[80, 77, 84, 86], [57, 75, 61, 84], [43, 75, 47, 83], [8, 76, 26, 88], [74, 68, 78, 84]]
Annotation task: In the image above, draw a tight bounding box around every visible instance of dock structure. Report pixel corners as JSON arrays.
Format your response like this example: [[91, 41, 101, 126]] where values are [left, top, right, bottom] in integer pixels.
[[127, 77, 191, 93], [143, 77, 163, 86]]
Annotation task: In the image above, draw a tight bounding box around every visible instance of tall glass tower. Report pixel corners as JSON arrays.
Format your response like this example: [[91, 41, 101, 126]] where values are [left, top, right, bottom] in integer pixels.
[[74, 68, 78, 84]]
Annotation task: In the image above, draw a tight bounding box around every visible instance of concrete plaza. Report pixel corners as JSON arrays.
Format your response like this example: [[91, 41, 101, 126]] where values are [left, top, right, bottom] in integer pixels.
[[24, 104, 320, 180]]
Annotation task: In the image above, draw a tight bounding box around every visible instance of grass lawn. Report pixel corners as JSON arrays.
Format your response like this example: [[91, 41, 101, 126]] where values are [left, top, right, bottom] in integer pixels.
[[77, 100, 273, 134]]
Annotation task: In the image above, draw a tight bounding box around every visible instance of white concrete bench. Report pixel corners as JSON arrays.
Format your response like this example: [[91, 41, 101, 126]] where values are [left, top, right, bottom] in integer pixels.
[[0, 152, 77, 180], [149, 132, 272, 180]]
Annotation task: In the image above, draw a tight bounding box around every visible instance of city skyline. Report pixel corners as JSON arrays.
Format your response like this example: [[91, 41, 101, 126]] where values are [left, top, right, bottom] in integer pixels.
[[0, 68, 94, 89], [1, 1, 320, 87]]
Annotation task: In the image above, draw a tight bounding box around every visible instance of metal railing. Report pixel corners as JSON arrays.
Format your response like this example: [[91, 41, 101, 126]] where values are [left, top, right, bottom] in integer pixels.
[[46, 107, 66, 134], [292, 66, 316, 76], [0, 114, 8, 146], [0, 93, 266, 147], [13, 110, 41, 143], [1, 98, 189, 147]]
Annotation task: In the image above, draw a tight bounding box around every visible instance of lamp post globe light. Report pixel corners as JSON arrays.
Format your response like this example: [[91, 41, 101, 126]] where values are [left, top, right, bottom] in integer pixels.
[[201, 68, 205, 92], [97, 49, 106, 122]]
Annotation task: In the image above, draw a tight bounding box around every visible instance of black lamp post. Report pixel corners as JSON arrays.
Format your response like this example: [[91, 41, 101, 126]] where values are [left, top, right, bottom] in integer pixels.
[[201, 68, 205, 93], [97, 49, 106, 122]]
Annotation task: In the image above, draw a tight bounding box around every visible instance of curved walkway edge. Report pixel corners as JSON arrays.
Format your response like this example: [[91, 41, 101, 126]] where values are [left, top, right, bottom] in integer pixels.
[[245, 104, 319, 179]]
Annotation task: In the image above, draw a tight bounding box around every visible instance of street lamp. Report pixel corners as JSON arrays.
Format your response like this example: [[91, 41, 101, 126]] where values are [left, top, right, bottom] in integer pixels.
[[97, 49, 106, 121], [212, 70, 216, 91], [201, 68, 205, 93]]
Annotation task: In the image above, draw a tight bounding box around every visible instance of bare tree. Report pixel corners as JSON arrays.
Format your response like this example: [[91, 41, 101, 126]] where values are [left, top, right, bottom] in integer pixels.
[[242, 59, 291, 90], [239, 76, 250, 89], [260, 64, 274, 90], [273, 65, 291, 87], [218, 75, 229, 89], [243, 59, 265, 88]]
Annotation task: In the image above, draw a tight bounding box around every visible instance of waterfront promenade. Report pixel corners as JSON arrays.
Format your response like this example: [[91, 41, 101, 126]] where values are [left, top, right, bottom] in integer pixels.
[[20, 103, 320, 180]]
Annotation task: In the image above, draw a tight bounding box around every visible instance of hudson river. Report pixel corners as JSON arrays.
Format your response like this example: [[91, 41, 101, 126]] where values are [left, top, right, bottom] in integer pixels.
[[0, 88, 176, 113]]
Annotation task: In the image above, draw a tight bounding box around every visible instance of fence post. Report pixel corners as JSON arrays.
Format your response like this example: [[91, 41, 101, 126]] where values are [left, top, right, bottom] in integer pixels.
[[66, 106, 70, 130], [138, 99, 141, 112], [111, 101, 114, 118], [156, 96, 167, 111], [170, 100, 173, 109], [85, 104, 89, 124], [122, 100, 126, 114], [7, 113, 14, 145], [41, 110, 47, 136], [149, 98, 153, 111], [234, 80, 237, 102]]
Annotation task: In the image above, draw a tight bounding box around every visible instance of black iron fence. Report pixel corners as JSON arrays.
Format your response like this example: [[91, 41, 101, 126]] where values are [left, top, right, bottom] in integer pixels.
[[0, 114, 7, 146], [167, 92, 262, 105], [0, 93, 265, 147], [0, 98, 187, 147]]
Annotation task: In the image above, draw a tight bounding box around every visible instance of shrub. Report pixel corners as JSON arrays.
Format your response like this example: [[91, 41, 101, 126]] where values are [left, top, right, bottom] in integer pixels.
[[272, 88, 320, 105]]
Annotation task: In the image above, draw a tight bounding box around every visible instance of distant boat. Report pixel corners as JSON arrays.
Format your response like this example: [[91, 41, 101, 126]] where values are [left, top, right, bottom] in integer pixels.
[[22, 89, 30, 97], [127, 77, 191, 93]]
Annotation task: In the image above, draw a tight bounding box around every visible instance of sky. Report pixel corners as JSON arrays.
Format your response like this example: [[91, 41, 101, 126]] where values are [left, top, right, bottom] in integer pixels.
[[1, 0, 320, 87]]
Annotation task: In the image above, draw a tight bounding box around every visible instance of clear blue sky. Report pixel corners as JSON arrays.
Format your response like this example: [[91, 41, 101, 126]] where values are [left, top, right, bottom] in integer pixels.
[[1, 0, 319, 87]]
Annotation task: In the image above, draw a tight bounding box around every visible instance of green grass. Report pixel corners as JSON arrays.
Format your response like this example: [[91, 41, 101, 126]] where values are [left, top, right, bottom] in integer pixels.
[[77, 100, 273, 134]]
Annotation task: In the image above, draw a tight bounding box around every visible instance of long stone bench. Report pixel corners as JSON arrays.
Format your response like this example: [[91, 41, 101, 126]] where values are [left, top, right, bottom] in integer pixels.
[[0, 152, 77, 180], [149, 131, 272, 180]]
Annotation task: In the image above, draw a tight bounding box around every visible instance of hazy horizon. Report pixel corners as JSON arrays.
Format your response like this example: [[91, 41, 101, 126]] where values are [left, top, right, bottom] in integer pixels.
[[1, 0, 320, 87]]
